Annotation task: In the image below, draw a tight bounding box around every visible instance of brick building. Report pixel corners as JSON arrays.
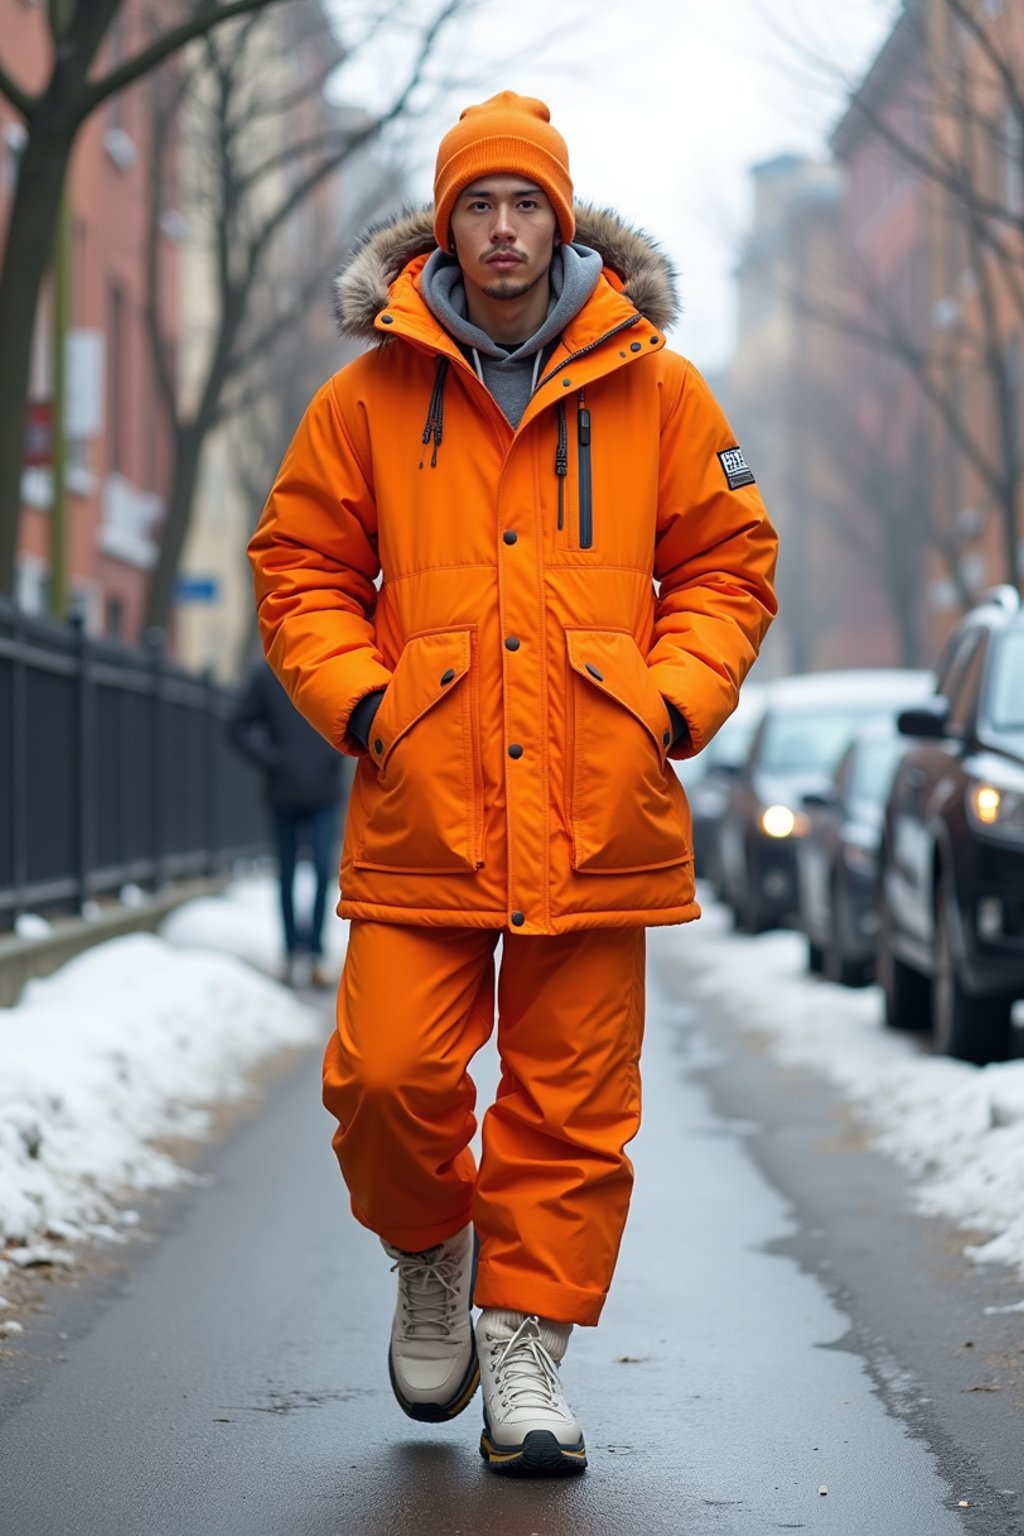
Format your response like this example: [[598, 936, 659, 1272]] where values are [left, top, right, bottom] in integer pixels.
[[727, 153, 849, 675], [831, 1, 934, 666], [1, 0, 181, 641]]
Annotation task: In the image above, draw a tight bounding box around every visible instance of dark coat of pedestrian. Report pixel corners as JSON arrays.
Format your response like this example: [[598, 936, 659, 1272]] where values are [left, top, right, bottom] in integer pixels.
[[228, 661, 349, 983]]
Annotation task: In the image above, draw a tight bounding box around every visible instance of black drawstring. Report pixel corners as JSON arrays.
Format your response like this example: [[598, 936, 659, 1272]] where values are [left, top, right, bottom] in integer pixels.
[[419, 356, 450, 469], [555, 400, 568, 529]]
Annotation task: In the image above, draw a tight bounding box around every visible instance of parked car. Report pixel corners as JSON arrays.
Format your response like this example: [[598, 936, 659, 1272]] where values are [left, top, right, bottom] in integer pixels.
[[877, 588, 1024, 1065], [675, 682, 767, 886], [718, 669, 932, 935], [797, 722, 919, 985]]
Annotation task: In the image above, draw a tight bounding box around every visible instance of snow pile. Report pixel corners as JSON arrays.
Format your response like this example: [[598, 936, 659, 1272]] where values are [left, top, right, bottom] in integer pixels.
[[0, 874, 339, 1315], [659, 899, 1024, 1279], [161, 865, 347, 975]]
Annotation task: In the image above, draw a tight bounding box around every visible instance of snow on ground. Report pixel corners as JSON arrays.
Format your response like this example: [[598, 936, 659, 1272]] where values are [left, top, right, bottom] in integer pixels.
[[658, 892, 1024, 1287], [0, 871, 343, 1326]]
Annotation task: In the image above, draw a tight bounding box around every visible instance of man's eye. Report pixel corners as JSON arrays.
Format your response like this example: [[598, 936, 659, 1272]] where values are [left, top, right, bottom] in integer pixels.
[[518, 200, 538, 210]]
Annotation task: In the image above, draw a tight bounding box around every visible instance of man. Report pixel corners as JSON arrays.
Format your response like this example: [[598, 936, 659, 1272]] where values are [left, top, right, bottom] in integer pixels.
[[249, 91, 777, 1477], [228, 659, 348, 986]]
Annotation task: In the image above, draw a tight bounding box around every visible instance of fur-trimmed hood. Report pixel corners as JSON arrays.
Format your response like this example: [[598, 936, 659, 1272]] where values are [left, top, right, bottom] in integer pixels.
[[333, 204, 679, 341]]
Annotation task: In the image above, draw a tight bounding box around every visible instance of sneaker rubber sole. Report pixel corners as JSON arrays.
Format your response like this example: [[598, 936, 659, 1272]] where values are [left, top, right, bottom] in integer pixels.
[[388, 1343, 480, 1423], [479, 1426, 588, 1477], [386, 1226, 481, 1424]]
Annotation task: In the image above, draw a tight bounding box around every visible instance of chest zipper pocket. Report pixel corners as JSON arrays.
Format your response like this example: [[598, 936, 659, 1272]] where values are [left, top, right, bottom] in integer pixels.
[[577, 390, 593, 549], [555, 400, 568, 530]]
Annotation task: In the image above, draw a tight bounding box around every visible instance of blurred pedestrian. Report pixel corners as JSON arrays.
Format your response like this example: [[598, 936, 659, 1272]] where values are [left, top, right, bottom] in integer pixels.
[[249, 91, 777, 1475], [228, 660, 348, 987]]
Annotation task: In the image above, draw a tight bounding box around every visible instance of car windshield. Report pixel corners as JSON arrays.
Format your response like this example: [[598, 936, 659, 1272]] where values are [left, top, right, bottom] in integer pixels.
[[849, 736, 904, 804], [988, 632, 1024, 731], [761, 706, 890, 773]]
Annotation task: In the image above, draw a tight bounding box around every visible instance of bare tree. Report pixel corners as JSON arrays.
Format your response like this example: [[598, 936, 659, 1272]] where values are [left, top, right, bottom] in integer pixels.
[[140, 0, 468, 635], [758, 0, 1024, 606], [0, 0, 300, 597]]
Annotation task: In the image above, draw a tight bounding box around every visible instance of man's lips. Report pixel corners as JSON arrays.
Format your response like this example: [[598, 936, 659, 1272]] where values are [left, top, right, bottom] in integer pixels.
[[486, 253, 524, 268]]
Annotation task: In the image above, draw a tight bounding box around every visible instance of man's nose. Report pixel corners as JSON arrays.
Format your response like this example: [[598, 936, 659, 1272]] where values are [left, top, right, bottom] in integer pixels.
[[491, 204, 516, 241]]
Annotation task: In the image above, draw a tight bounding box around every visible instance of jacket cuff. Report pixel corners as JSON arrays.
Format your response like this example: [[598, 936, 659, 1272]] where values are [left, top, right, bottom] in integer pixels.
[[663, 697, 689, 750], [348, 689, 386, 751]]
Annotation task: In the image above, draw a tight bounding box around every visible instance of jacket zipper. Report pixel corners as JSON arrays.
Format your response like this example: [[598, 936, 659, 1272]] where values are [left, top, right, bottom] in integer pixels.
[[577, 390, 593, 549], [536, 314, 642, 390], [555, 401, 568, 530]]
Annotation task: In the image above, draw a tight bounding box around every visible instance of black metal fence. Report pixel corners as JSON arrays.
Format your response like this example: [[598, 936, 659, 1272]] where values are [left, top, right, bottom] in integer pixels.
[[0, 598, 269, 931]]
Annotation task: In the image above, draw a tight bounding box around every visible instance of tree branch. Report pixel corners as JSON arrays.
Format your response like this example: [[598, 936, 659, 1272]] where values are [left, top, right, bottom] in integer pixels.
[[0, 58, 35, 120], [80, 0, 295, 118]]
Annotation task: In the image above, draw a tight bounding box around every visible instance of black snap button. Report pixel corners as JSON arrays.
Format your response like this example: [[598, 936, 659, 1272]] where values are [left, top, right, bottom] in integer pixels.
[[440, 668, 455, 685], [630, 341, 642, 352], [562, 378, 572, 388], [508, 743, 523, 759], [380, 314, 394, 324], [503, 530, 518, 545], [373, 737, 383, 754], [505, 636, 520, 652], [650, 336, 659, 345], [511, 911, 525, 927], [585, 663, 604, 681], [662, 730, 671, 746]]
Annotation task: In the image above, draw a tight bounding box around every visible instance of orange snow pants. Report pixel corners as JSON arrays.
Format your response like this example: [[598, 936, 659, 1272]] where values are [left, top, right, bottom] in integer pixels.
[[322, 920, 646, 1326]]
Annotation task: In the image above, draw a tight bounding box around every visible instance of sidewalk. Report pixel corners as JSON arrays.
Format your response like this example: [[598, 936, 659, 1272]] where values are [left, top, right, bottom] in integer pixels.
[[0, 932, 969, 1535], [0, 872, 344, 1311]]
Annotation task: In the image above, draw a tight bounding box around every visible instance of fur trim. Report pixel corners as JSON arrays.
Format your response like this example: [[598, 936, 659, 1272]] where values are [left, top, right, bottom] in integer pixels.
[[333, 202, 679, 341]]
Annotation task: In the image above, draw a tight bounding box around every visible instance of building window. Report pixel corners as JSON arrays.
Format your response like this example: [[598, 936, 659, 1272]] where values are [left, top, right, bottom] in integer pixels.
[[107, 281, 126, 475]]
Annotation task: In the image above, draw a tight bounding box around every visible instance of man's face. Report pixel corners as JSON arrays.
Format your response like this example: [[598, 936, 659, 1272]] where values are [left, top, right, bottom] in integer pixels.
[[449, 176, 558, 304]]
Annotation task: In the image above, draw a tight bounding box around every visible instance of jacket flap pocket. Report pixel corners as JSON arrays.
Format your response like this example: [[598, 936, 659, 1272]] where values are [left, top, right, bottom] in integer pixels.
[[566, 628, 671, 756], [371, 627, 473, 768]]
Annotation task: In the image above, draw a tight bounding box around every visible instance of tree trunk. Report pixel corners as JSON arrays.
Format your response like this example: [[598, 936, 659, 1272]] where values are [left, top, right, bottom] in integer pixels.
[[0, 116, 75, 595], [143, 422, 204, 636], [997, 481, 1022, 593]]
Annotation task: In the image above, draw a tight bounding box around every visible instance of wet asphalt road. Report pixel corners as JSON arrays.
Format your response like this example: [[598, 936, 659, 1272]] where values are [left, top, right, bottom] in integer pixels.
[[2, 930, 1023, 1535]]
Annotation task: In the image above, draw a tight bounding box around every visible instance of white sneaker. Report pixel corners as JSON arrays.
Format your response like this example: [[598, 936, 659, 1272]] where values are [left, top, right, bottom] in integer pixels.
[[383, 1223, 479, 1422], [477, 1310, 587, 1476]]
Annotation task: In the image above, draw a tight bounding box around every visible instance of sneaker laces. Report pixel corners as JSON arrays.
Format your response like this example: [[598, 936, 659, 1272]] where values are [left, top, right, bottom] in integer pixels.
[[388, 1245, 463, 1340], [486, 1316, 564, 1412]]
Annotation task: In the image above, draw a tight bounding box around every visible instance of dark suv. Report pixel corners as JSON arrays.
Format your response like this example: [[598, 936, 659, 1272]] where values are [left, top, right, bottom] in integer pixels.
[[878, 588, 1024, 1064]]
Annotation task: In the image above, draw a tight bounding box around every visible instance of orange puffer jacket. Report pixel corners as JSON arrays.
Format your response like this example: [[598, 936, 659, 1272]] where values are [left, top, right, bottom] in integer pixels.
[[249, 206, 778, 935]]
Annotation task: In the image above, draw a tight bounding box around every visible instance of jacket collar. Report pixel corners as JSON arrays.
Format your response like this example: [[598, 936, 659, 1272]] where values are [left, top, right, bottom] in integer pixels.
[[333, 203, 680, 344]]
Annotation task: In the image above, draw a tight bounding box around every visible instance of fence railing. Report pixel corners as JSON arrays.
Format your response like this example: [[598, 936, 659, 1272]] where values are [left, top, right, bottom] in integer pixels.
[[0, 598, 269, 931]]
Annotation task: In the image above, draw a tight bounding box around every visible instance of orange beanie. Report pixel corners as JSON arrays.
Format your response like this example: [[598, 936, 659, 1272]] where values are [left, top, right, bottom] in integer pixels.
[[433, 91, 575, 253]]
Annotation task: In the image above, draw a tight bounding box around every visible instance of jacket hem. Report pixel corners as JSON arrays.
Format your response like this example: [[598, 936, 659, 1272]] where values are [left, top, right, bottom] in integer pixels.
[[337, 898, 701, 930]]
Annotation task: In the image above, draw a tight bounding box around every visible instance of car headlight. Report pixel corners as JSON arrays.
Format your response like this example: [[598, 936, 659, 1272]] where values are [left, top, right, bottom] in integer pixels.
[[966, 780, 1024, 838], [759, 804, 809, 839]]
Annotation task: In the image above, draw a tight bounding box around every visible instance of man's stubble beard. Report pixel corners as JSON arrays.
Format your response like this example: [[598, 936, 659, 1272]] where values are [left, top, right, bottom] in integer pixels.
[[480, 265, 548, 302]]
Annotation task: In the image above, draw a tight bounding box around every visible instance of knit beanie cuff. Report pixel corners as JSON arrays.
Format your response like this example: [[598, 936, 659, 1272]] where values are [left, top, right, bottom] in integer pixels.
[[432, 91, 575, 253]]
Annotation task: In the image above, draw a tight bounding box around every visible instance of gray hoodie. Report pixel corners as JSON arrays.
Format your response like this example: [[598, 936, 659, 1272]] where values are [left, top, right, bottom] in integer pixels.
[[420, 242, 603, 428]]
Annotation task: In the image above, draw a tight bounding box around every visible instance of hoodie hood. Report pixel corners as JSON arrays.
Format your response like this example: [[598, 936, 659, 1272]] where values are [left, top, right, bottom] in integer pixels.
[[334, 204, 680, 342], [419, 240, 604, 363]]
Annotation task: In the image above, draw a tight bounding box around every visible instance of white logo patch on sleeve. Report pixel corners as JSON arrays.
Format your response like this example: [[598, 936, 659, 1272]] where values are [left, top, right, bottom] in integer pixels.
[[717, 446, 756, 490]]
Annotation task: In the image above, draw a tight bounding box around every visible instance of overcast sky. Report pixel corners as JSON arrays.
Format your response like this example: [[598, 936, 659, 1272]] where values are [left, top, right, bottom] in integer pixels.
[[332, 0, 898, 372]]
